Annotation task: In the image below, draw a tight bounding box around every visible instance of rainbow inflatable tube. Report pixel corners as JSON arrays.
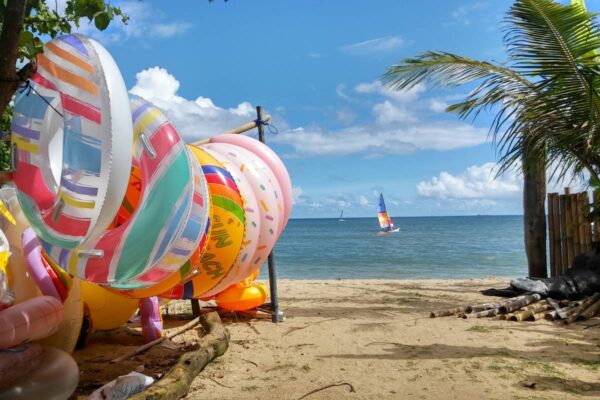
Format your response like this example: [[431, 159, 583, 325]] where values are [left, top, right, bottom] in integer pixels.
[[41, 99, 209, 289], [0, 296, 63, 350], [11, 34, 132, 249], [0, 346, 79, 400], [159, 146, 246, 299], [210, 134, 293, 231], [204, 142, 283, 283]]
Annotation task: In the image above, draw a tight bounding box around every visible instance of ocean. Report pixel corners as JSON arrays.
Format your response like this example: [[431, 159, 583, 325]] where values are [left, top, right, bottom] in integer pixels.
[[263, 215, 528, 280]]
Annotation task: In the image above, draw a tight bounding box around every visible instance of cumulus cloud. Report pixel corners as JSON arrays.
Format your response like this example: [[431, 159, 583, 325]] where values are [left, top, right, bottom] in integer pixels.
[[430, 99, 449, 113], [129, 67, 256, 141], [272, 123, 487, 157], [340, 36, 404, 55], [417, 162, 587, 201]]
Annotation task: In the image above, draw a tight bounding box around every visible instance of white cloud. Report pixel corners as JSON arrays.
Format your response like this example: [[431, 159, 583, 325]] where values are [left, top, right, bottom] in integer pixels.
[[417, 163, 521, 200], [355, 80, 425, 103], [272, 123, 487, 157], [70, 1, 192, 43], [336, 108, 356, 125], [430, 99, 449, 113], [341, 36, 404, 55], [417, 162, 587, 201], [308, 52, 322, 59], [359, 195, 370, 207], [129, 67, 256, 141], [446, 2, 489, 27], [373, 100, 416, 124], [336, 83, 353, 101]]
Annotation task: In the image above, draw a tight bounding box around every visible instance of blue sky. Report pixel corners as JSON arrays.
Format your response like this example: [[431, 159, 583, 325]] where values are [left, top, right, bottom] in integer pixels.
[[65, 0, 588, 218]]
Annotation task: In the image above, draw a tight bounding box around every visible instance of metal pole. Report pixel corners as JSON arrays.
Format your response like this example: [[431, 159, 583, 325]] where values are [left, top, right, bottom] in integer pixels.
[[256, 105, 283, 323]]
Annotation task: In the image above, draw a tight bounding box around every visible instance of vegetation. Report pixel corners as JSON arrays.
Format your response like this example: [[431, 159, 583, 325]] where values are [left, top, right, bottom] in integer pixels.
[[383, 0, 600, 277]]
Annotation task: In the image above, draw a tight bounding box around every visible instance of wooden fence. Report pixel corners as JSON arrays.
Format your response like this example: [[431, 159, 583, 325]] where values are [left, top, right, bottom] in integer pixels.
[[547, 188, 599, 277]]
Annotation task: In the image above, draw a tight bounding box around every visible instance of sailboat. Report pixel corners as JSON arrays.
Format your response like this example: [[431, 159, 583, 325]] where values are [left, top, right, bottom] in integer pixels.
[[338, 210, 345, 222], [377, 193, 399, 235]]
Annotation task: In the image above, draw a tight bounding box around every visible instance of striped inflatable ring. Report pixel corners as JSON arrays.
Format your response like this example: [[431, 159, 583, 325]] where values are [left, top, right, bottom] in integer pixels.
[[42, 99, 208, 288], [11, 34, 132, 249], [204, 142, 282, 281], [160, 145, 245, 299]]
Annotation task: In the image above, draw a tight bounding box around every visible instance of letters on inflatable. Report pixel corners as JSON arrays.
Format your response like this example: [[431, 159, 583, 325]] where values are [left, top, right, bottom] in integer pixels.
[[11, 34, 132, 249], [0, 346, 79, 400], [159, 146, 245, 299]]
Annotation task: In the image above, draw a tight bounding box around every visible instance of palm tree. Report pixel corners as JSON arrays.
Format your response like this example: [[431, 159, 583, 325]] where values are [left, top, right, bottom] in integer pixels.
[[383, 0, 600, 278]]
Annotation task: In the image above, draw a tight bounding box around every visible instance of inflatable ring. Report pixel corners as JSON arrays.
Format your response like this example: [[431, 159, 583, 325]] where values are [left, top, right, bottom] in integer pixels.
[[199, 146, 261, 298], [0, 296, 64, 350], [23, 228, 68, 302], [0, 346, 79, 400], [11, 34, 132, 249], [80, 280, 138, 330], [204, 142, 282, 280], [159, 146, 245, 299], [210, 134, 292, 231], [215, 281, 268, 311], [41, 98, 206, 288], [40, 278, 83, 353]]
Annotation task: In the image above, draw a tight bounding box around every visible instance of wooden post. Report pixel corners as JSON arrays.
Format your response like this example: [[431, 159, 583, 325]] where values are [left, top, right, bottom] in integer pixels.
[[559, 193, 568, 274], [579, 192, 591, 252]]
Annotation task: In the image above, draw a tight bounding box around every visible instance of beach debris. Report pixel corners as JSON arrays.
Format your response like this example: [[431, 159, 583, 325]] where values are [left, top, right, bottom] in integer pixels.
[[112, 317, 201, 363], [127, 312, 229, 400], [429, 292, 600, 324], [296, 382, 356, 400], [87, 371, 154, 400]]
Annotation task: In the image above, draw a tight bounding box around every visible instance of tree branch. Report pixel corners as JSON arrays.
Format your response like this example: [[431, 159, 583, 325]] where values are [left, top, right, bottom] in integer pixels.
[[0, 0, 28, 117]]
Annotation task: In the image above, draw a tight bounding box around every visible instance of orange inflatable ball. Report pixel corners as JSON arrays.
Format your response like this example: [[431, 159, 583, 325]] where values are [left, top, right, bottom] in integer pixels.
[[80, 281, 139, 330], [215, 282, 268, 312]]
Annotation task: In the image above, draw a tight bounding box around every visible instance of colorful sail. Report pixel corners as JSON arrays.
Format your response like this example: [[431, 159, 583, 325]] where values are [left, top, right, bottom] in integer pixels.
[[377, 193, 394, 231]]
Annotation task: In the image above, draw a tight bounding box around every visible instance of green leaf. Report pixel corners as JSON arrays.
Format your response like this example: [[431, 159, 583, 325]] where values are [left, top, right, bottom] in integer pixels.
[[94, 12, 109, 30]]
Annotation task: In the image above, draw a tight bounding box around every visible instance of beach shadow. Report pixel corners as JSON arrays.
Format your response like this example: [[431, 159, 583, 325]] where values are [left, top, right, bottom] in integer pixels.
[[516, 375, 600, 397]]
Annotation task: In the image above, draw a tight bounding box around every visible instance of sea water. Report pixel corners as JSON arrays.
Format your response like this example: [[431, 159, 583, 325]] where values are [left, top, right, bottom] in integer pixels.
[[263, 216, 528, 280]]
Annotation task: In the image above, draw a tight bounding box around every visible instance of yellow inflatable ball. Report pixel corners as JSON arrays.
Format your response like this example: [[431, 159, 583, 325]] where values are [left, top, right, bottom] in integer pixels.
[[80, 281, 139, 330]]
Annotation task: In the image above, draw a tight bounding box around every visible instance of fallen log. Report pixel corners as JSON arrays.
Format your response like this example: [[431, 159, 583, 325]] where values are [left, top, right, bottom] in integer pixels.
[[129, 312, 230, 400], [462, 308, 497, 319], [498, 293, 543, 314], [563, 293, 600, 325], [545, 302, 580, 321]]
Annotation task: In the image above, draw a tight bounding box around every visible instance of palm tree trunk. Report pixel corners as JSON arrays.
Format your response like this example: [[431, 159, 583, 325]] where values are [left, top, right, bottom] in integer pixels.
[[522, 140, 547, 278]]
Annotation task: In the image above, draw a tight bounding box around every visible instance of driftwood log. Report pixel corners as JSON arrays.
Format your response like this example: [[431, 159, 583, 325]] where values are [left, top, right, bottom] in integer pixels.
[[129, 312, 230, 400], [576, 295, 600, 321], [498, 293, 543, 314]]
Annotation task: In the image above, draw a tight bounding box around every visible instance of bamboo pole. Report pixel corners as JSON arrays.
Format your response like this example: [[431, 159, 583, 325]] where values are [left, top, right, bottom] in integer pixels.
[[544, 303, 579, 321], [571, 193, 582, 257], [429, 307, 467, 318], [577, 295, 600, 321], [559, 194, 569, 274], [508, 303, 550, 322], [592, 190, 600, 242], [462, 308, 497, 319], [551, 194, 562, 275], [563, 293, 600, 325], [564, 191, 576, 269], [498, 293, 544, 314], [501, 300, 546, 321], [548, 193, 560, 276], [581, 192, 592, 252], [190, 115, 271, 146]]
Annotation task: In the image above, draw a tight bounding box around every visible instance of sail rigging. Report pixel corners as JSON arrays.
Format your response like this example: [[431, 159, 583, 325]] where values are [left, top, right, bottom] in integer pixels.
[[377, 193, 395, 232]]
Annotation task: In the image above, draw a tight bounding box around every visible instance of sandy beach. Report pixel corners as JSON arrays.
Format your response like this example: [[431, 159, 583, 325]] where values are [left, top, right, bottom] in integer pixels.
[[174, 278, 600, 400]]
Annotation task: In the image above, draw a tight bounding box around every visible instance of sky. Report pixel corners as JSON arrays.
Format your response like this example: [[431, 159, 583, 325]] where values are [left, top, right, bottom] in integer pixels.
[[63, 0, 591, 218]]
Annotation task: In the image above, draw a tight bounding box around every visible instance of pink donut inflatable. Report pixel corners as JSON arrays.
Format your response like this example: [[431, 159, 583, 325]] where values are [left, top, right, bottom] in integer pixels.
[[0, 343, 44, 390], [0, 296, 63, 349], [209, 134, 292, 230]]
